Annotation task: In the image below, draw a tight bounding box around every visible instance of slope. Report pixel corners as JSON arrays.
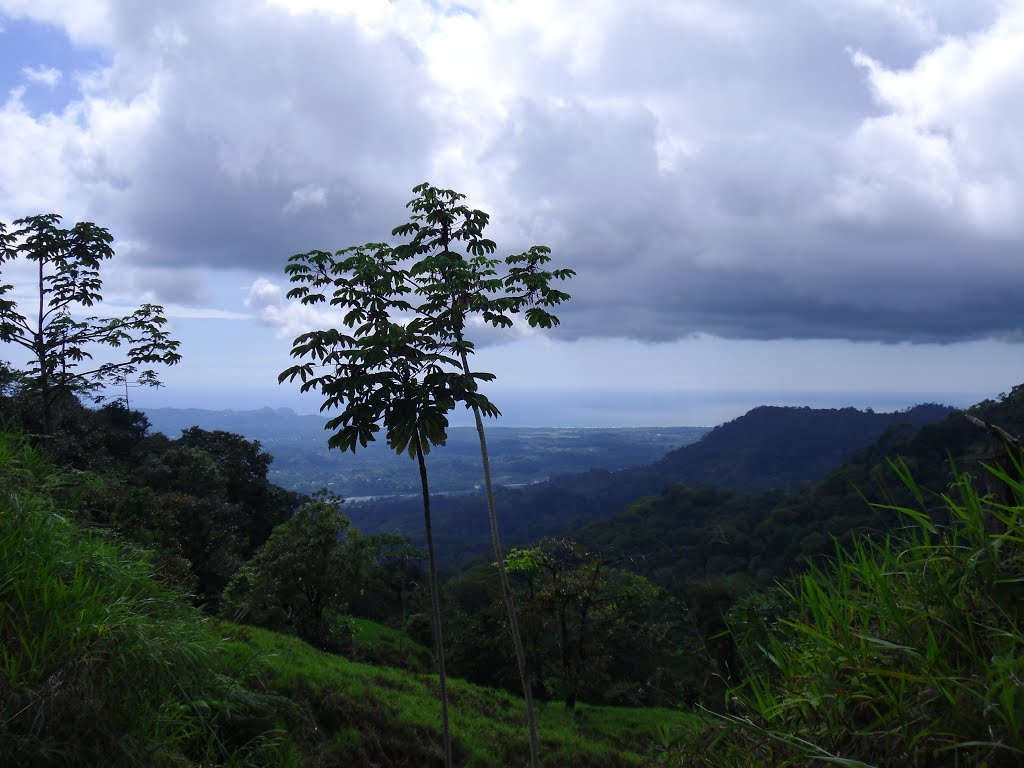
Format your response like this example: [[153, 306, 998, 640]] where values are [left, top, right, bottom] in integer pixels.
[[0, 423, 701, 767]]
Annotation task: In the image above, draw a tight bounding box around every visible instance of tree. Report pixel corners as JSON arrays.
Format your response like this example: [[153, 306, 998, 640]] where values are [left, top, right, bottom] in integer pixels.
[[221, 500, 354, 650], [342, 531, 425, 625], [280, 184, 573, 766], [505, 539, 660, 709], [0, 214, 181, 433], [399, 183, 574, 767], [110, 428, 303, 605], [175, 427, 299, 556], [280, 242, 498, 768]]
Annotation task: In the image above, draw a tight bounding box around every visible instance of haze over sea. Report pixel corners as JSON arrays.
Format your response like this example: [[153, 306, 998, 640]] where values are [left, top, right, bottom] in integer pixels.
[[143, 387, 991, 430], [459, 389, 990, 428]]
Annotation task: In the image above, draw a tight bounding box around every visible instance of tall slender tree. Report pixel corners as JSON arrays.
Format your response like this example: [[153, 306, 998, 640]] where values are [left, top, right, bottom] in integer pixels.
[[280, 243, 498, 768], [396, 183, 574, 767], [280, 185, 573, 766]]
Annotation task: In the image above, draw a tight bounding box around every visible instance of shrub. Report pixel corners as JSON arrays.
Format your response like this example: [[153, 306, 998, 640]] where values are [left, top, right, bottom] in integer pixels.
[[698, 459, 1024, 767], [0, 427, 289, 766]]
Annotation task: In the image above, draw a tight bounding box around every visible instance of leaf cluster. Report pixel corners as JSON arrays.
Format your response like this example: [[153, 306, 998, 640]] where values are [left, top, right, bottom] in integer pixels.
[[699, 461, 1024, 767], [279, 184, 574, 457]]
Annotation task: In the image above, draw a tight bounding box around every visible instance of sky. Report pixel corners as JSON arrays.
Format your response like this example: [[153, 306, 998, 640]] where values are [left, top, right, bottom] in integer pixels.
[[1, 0, 1023, 427]]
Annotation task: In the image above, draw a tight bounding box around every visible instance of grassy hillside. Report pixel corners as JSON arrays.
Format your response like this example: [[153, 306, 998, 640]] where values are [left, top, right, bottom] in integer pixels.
[[218, 621, 700, 767], [0, 428, 287, 766], [0, 425, 700, 766]]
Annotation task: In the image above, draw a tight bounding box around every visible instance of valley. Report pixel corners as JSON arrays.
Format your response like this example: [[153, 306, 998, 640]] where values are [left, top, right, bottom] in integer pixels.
[[144, 406, 709, 497]]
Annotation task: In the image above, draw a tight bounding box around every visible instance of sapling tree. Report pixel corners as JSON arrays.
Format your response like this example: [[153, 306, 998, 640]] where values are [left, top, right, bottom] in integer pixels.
[[0, 214, 181, 434], [280, 243, 498, 768], [397, 183, 574, 766]]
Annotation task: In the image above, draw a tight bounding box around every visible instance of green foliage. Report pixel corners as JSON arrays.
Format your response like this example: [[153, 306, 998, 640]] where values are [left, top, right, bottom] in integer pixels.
[[221, 500, 354, 651], [499, 539, 676, 709], [0, 214, 180, 431], [74, 425, 304, 605], [3, 420, 695, 766], [0, 427, 290, 767], [280, 241, 496, 457], [397, 182, 574, 345], [694, 462, 1024, 767]]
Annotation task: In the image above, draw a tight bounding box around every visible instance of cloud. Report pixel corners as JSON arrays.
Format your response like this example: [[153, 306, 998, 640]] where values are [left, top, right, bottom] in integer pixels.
[[244, 276, 348, 339], [22, 66, 61, 87], [1, 0, 1021, 346], [283, 184, 328, 214], [0, 0, 114, 46], [126, 266, 208, 306]]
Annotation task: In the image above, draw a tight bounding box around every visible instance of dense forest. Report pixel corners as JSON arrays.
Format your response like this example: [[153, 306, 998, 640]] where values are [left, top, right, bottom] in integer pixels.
[[3, 205, 1023, 766], [4, 370, 1023, 765]]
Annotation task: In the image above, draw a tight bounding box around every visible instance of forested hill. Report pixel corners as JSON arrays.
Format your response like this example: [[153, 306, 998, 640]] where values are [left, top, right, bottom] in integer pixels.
[[570, 389, 1024, 603], [647, 401, 955, 492], [553, 389, 1022, 673], [347, 402, 954, 565]]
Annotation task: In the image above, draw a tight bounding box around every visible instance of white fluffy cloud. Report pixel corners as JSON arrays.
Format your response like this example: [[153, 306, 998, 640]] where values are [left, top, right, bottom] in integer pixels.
[[244, 276, 349, 340]]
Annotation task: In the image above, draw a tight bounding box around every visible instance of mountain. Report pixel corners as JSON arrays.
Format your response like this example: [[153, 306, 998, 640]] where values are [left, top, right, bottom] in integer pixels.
[[568, 389, 1024, 600], [346, 402, 955, 565], [647, 402, 955, 491], [142, 406, 708, 497]]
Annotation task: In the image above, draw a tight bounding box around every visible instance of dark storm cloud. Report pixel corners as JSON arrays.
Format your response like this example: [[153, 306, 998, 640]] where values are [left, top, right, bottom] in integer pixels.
[[2, 0, 1021, 345], [86, 1, 439, 269], [475, 2, 1023, 345]]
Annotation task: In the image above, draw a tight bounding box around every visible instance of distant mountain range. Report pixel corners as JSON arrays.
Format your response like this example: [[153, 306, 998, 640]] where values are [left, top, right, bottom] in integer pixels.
[[142, 406, 708, 497], [343, 402, 957, 565]]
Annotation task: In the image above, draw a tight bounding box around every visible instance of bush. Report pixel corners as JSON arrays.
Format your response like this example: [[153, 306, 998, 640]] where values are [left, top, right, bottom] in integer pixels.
[[697, 459, 1024, 767], [221, 501, 354, 652], [0, 427, 290, 766]]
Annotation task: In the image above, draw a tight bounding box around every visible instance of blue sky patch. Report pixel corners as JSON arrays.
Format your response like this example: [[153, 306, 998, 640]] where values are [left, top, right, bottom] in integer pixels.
[[0, 15, 108, 116]]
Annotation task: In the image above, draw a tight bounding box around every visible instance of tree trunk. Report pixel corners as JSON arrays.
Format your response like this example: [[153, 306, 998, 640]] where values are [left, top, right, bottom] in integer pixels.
[[558, 601, 576, 710], [569, 602, 592, 712], [36, 258, 51, 436], [415, 433, 452, 768], [458, 347, 541, 767]]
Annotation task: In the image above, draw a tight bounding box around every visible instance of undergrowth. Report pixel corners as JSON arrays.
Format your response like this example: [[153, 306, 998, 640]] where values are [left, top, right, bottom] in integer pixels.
[[217, 620, 702, 766], [0, 428, 293, 767], [672, 458, 1024, 767]]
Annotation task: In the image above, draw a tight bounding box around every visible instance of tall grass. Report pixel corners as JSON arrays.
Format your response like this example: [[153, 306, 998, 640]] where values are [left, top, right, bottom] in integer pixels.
[[0, 427, 291, 766], [684, 459, 1024, 767]]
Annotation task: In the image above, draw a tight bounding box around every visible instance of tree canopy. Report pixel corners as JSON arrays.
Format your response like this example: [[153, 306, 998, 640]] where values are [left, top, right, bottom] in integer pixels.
[[0, 214, 180, 432]]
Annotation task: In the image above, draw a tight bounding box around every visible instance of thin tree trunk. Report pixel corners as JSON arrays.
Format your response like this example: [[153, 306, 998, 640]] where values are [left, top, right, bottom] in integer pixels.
[[414, 433, 452, 768], [557, 600, 575, 710], [36, 258, 51, 436], [458, 347, 541, 767]]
